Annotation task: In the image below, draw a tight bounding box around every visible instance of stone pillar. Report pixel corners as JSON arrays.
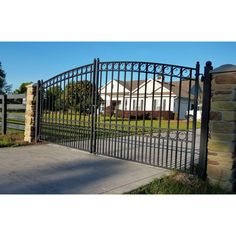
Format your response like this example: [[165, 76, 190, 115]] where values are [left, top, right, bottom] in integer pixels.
[[24, 83, 37, 143], [207, 64, 236, 192]]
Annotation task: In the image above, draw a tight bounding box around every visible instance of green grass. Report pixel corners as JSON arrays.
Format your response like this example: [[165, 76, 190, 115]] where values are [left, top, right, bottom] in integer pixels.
[[43, 113, 201, 131], [0, 129, 25, 148], [128, 172, 227, 194], [3, 112, 201, 131]]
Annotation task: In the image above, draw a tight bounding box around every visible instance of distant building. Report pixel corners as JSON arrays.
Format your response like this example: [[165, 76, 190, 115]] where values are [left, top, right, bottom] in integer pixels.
[[99, 77, 202, 119]]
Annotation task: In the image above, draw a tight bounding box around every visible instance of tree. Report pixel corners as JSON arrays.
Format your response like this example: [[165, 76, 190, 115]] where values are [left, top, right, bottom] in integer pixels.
[[44, 85, 63, 111], [0, 62, 12, 94], [65, 80, 101, 114], [14, 82, 33, 94]]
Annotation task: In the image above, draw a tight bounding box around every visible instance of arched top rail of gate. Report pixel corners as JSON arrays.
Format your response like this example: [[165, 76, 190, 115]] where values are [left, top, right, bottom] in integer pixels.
[[41, 59, 199, 86], [42, 63, 94, 86], [98, 61, 198, 79]]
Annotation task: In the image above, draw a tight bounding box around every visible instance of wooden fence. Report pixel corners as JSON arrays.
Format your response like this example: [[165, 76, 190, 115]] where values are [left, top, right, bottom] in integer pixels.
[[0, 94, 26, 134]]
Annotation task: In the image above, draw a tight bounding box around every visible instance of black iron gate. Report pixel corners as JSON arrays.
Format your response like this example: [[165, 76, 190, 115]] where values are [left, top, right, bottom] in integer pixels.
[[37, 59, 205, 174]]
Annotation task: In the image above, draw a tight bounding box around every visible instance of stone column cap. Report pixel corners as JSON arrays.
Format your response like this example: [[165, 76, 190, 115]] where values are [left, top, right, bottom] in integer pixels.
[[26, 83, 38, 88], [211, 64, 236, 74]]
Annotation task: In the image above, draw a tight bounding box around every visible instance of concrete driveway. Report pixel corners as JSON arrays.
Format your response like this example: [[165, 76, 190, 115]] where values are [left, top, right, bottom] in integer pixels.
[[0, 144, 170, 194]]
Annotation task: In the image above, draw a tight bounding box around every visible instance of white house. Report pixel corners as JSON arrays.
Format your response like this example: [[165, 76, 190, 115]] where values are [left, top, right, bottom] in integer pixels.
[[99, 77, 201, 119]]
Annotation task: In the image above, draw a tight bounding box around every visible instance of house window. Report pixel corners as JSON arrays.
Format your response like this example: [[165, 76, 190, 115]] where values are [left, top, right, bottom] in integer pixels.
[[141, 99, 144, 110], [163, 99, 166, 111], [153, 99, 160, 110], [133, 99, 136, 110], [153, 100, 156, 111], [125, 99, 128, 110]]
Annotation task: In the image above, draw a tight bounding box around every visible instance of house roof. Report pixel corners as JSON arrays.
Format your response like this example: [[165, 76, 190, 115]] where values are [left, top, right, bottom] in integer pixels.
[[118, 80, 146, 91], [104, 78, 202, 99], [164, 80, 203, 99]]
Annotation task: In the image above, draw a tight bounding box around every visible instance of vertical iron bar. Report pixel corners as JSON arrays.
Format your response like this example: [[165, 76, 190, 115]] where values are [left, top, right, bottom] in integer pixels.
[[81, 69, 85, 150], [97, 63, 102, 154], [63, 76, 66, 144], [114, 63, 120, 157], [127, 63, 134, 160], [121, 63, 127, 159], [66, 74, 70, 145], [39, 79, 44, 140], [198, 61, 213, 179], [1, 94, 7, 135], [74, 69, 80, 148], [86, 68, 93, 150], [52, 78, 55, 142], [90, 59, 97, 153], [190, 62, 200, 173], [103, 63, 108, 155], [71, 70, 74, 147], [58, 76, 62, 144], [175, 68, 183, 169], [184, 69, 192, 171], [165, 66, 173, 168], [180, 141, 183, 170], [170, 139, 174, 169], [149, 65, 157, 165], [108, 63, 114, 156], [35, 80, 41, 142], [48, 81, 51, 141], [157, 66, 165, 166], [93, 58, 99, 153], [134, 63, 141, 162], [55, 77, 58, 143], [142, 64, 148, 163]]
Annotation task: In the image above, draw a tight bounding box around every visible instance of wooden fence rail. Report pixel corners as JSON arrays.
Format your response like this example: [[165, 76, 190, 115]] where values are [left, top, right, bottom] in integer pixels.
[[0, 94, 26, 134]]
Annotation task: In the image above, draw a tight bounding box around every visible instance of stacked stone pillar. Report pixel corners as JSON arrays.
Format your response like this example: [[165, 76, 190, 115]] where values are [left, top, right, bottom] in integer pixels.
[[24, 83, 37, 143], [207, 65, 236, 192]]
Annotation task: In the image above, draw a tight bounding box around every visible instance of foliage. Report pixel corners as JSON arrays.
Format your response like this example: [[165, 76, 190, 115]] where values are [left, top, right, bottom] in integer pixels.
[[0, 62, 12, 94], [44, 85, 63, 111], [44, 81, 101, 114], [66, 80, 93, 113], [14, 82, 33, 94], [128, 172, 227, 194]]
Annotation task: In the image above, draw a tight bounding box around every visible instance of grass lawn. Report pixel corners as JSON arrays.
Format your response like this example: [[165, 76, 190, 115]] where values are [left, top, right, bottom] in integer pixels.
[[43, 113, 201, 131], [4, 111, 201, 131], [0, 129, 26, 148], [128, 172, 227, 194]]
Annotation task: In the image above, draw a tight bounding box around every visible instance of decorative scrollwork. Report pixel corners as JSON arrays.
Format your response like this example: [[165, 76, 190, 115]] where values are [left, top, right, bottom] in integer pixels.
[[126, 62, 132, 70], [133, 62, 139, 71], [155, 64, 163, 74], [182, 68, 191, 79], [120, 63, 125, 70], [141, 63, 146, 71], [113, 63, 119, 70], [101, 63, 107, 70], [147, 64, 154, 73], [172, 67, 181, 77], [164, 66, 171, 76]]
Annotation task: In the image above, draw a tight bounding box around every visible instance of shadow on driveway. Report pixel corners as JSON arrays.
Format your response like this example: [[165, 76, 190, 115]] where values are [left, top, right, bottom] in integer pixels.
[[0, 144, 170, 194]]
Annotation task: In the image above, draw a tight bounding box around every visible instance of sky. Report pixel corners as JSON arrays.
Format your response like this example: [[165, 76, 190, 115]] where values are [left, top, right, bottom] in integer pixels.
[[0, 42, 235, 91]]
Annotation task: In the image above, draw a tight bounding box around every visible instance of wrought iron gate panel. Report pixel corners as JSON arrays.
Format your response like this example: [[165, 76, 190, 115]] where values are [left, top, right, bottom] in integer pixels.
[[39, 63, 95, 152], [38, 59, 201, 174], [95, 61, 200, 173]]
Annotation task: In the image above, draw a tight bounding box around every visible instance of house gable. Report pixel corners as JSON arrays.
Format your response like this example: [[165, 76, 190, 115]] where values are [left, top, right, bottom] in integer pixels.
[[100, 80, 130, 95], [132, 78, 172, 96]]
